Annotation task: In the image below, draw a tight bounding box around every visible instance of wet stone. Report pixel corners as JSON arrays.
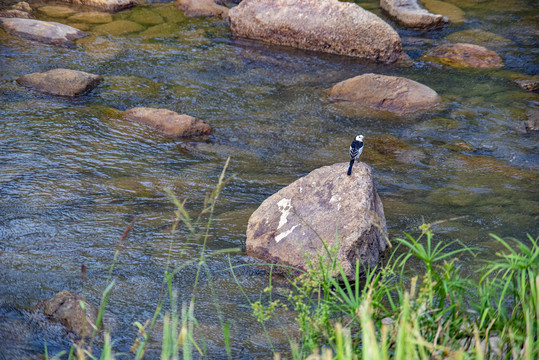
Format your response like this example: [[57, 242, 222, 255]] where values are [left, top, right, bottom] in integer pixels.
[[17, 68, 103, 97], [55, 0, 136, 13], [0, 18, 88, 47], [122, 107, 213, 138], [446, 29, 513, 48], [517, 108, 539, 134], [229, 0, 406, 64], [380, 0, 448, 29], [0, 9, 32, 19], [421, 0, 465, 23], [12, 2, 32, 12], [38, 5, 76, 18], [35, 290, 99, 338], [176, 0, 230, 18], [422, 43, 503, 69], [515, 77, 539, 92], [68, 11, 113, 24], [395, 149, 426, 164], [76, 35, 123, 60], [129, 7, 164, 25], [328, 73, 441, 115], [93, 20, 143, 36]]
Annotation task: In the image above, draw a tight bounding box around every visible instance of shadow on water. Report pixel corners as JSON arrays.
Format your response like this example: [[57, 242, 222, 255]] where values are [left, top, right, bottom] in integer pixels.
[[0, 0, 537, 358]]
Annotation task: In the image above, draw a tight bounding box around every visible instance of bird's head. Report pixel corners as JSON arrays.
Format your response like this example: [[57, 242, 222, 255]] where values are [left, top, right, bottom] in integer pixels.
[[356, 135, 364, 141]]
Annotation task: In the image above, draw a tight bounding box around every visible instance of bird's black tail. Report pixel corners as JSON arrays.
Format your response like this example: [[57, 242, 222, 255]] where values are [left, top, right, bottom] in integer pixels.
[[347, 159, 354, 176]]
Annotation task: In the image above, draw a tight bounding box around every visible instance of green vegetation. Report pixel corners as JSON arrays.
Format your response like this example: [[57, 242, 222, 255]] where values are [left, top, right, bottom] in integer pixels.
[[45, 164, 538, 359]]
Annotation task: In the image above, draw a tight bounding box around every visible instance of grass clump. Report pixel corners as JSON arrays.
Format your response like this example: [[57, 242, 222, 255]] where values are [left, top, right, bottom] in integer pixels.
[[246, 222, 538, 359]]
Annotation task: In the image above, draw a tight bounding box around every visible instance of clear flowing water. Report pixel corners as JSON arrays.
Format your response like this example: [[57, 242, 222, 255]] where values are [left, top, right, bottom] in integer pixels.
[[0, 0, 537, 358]]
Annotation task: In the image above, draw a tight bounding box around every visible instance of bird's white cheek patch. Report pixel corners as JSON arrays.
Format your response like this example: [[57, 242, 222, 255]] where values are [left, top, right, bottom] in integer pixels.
[[277, 198, 293, 229]]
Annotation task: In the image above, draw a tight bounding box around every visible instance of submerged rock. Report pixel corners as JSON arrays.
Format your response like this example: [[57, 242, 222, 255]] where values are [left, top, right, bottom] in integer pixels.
[[129, 7, 164, 25], [17, 69, 103, 97], [422, 43, 503, 69], [445, 29, 513, 48], [93, 20, 143, 36], [229, 0, 406, 64], [0, 18, 88, 47], [122, 107, 212, 138], [328, 73, 440, 114], [421, 0, 465, 23], [246, 162, 388, 280], [517, 108, 539, 134], [37, 5, 76, 18], [515, 77, 539, 92], [55, 0, 136, 12], [0, 9, 32, 19], [176, 0, 229, 18], [380, 0, 448, 29], [12, 2, 32, 12], [68, 11, 113, 24], [35, 290, 99, 338]]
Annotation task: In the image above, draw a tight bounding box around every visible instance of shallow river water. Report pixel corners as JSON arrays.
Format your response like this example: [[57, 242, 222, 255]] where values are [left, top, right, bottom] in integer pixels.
[[0, 0, 537, 358]]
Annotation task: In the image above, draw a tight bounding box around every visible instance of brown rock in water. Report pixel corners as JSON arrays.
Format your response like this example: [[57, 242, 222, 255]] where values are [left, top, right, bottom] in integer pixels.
[[36, 290, 99, 338], [380, 0, 448, 29], [0, 9, 33, 19], [229, 0, 406, 64], [517, 108, 539, 134], [515, 78, 539, 92], [17, 69, 103, 97], [122, 107, 212, 138], [0, 18, 88, 47], [12, 2, 32, 12], [328, 73, 441, 114], [55, 0, 136, 12], [422, 43, 503, 69], [176, 0, 229, 18], [246, 162, 388, 280]]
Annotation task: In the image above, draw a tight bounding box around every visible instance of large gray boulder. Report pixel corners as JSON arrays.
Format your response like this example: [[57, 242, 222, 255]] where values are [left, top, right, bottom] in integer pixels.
[[328, 73, 441, 115], [380, 0, 448, 29], [246, 162, 388, 280], [17, 69, 103, 96], [229, 0, 406, 64], [0, 18, 88, 47], [122, 107, 212, 138], [35, 290, 99, 338]]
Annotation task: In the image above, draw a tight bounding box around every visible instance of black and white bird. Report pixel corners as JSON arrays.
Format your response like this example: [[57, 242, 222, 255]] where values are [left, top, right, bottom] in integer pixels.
[[347, 135, 364, 176]]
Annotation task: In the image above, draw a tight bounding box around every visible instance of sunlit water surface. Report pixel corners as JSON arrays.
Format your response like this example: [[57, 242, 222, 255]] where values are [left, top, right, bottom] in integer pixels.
[[0, 0, 537, 358]]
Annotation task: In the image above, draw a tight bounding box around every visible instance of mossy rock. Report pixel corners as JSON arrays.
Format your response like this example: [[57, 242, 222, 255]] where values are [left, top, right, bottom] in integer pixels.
[[457, 154, 536, 181], [68, 11, 113, 24], [76, 35, 123, 61], [180, 29, 211, 46], [416, 116, 460, 130], [129, 7, 164, 26], [140, 23, 179, 39], [152, 4, 187, 24], [93, 20, 143, 36], [426, 187, 481, 207], [422, 43, 503, 69], [102, 75, 162, 94], [446, 29, 512, 48], [421, 0, 465, 23], [38, 5, 76, 18]]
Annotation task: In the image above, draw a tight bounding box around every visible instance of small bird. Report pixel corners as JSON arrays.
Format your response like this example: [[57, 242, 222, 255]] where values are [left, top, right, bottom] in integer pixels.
[[347, 135, 364, 176]]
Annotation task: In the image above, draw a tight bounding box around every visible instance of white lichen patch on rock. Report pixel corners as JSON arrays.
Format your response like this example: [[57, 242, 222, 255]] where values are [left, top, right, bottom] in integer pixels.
[[277, 198, 293, 229]]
